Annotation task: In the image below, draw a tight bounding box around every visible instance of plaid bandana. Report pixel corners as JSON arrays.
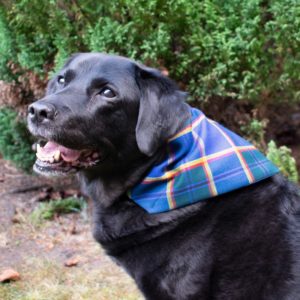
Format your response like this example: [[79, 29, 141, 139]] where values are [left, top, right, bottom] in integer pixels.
[[128, 108, 279, 214]]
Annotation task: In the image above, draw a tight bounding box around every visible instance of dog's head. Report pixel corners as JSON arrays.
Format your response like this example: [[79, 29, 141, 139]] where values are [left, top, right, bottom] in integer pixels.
[[27, 53, 188, 176]]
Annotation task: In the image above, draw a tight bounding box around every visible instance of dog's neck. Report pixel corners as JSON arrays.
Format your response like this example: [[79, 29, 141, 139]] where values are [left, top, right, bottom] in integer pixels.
[[78, 152, 161, 208], [78, 105, 191, 209], [79, 147, 209, 253]]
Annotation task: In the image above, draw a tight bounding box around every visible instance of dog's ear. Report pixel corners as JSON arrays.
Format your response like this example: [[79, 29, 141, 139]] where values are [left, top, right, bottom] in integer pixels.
[[135, 64, 188, 156]]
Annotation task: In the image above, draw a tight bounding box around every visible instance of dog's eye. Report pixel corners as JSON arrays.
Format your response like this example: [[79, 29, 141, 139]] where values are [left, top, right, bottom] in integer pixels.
[[57, 76, 65, 85], [100, 88, 116, 98]]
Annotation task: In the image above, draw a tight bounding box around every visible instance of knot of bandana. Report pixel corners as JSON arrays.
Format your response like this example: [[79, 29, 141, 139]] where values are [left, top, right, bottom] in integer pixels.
[[128, 108, 279, 214]]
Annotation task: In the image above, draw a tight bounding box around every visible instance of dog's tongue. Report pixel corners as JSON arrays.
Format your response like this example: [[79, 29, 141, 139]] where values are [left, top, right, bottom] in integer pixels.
[[41, 141, 82, 162]]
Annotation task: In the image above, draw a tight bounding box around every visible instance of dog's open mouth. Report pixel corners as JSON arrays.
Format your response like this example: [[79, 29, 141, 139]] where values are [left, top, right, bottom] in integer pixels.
[[34, 141, 102, 176]]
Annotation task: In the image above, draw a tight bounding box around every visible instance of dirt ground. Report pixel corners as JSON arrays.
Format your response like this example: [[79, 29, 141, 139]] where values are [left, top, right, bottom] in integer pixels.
[[0, 158, 142, 300]]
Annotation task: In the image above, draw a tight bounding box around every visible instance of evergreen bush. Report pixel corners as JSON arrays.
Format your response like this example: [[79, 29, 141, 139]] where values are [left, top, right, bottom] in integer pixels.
[[0, 7, 15, 81], [0, 0, 298, 103], [0, 108, 35, 172]]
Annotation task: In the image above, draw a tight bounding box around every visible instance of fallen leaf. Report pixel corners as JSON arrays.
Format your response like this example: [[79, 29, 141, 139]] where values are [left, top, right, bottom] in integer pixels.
[[46, 242, 55, 251], [11, 215, 21, 223], [12, 208, 24, 224], [0, 269, 20, 283], [69, 223, 77, 235], [64, 256, 80, 267]]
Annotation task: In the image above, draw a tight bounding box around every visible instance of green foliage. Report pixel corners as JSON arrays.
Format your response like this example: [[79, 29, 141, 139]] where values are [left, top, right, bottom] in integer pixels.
[[0, 7, 15, 81], [0, 0, 298, 103], [241, 118, 268, 151], [0, 108, 35, 172], [267, 140, 299, 183], [241, 119, 299, 182], [31, 197, 86, 223]]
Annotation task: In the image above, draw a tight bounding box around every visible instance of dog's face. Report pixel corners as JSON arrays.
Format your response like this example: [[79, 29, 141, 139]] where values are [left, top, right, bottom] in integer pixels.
[[27, 53, 187, 177]]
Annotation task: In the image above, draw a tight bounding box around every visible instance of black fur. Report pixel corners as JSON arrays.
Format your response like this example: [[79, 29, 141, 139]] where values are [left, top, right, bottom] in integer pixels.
[[28, 53, 300, 300]]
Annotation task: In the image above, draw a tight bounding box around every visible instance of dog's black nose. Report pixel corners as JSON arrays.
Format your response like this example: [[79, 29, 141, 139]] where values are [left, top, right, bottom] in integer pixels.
[[28, 102, 55, 123]]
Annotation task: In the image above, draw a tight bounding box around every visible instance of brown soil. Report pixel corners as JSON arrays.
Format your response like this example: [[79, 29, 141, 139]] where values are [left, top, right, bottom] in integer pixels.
[[0, 158, 141, 298], [0, 158, 91, 269]]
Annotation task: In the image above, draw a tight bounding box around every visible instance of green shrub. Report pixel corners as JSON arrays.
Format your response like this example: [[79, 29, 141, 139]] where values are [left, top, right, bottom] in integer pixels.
[[0, 0, 298, 103], [0, 7, 15, 81], [0, 108, 35, 172], [267, 140, 299, 183], [241, 118, 268, 151]]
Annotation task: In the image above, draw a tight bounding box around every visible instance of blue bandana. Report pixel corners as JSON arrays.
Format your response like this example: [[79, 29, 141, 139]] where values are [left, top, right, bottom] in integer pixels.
[[128, 108, 279, 214]]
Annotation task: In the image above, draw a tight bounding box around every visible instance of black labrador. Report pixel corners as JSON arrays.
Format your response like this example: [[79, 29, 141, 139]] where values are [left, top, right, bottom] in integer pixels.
[[27, 53, 300, 300]]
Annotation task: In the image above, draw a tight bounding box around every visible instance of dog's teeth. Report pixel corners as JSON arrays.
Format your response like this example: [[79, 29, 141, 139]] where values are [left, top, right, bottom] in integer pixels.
[[36, 152, 45, 161], [49, 157, 54, 163], [37, 143, 41, 153], [54, 150, 61, 162]]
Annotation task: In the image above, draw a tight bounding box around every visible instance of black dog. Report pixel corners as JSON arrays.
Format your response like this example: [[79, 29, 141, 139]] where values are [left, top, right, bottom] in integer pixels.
[[27, 53, 300, 300]]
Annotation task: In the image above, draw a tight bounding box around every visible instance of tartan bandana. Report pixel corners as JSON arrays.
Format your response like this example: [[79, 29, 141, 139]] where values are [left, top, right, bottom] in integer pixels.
[[128, 107, 279, 214]]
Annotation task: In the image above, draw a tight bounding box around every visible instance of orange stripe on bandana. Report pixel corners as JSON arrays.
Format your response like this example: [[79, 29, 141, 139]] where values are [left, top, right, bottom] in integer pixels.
[[193, 132, 218, 197], [208, 120, 255, 184]]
